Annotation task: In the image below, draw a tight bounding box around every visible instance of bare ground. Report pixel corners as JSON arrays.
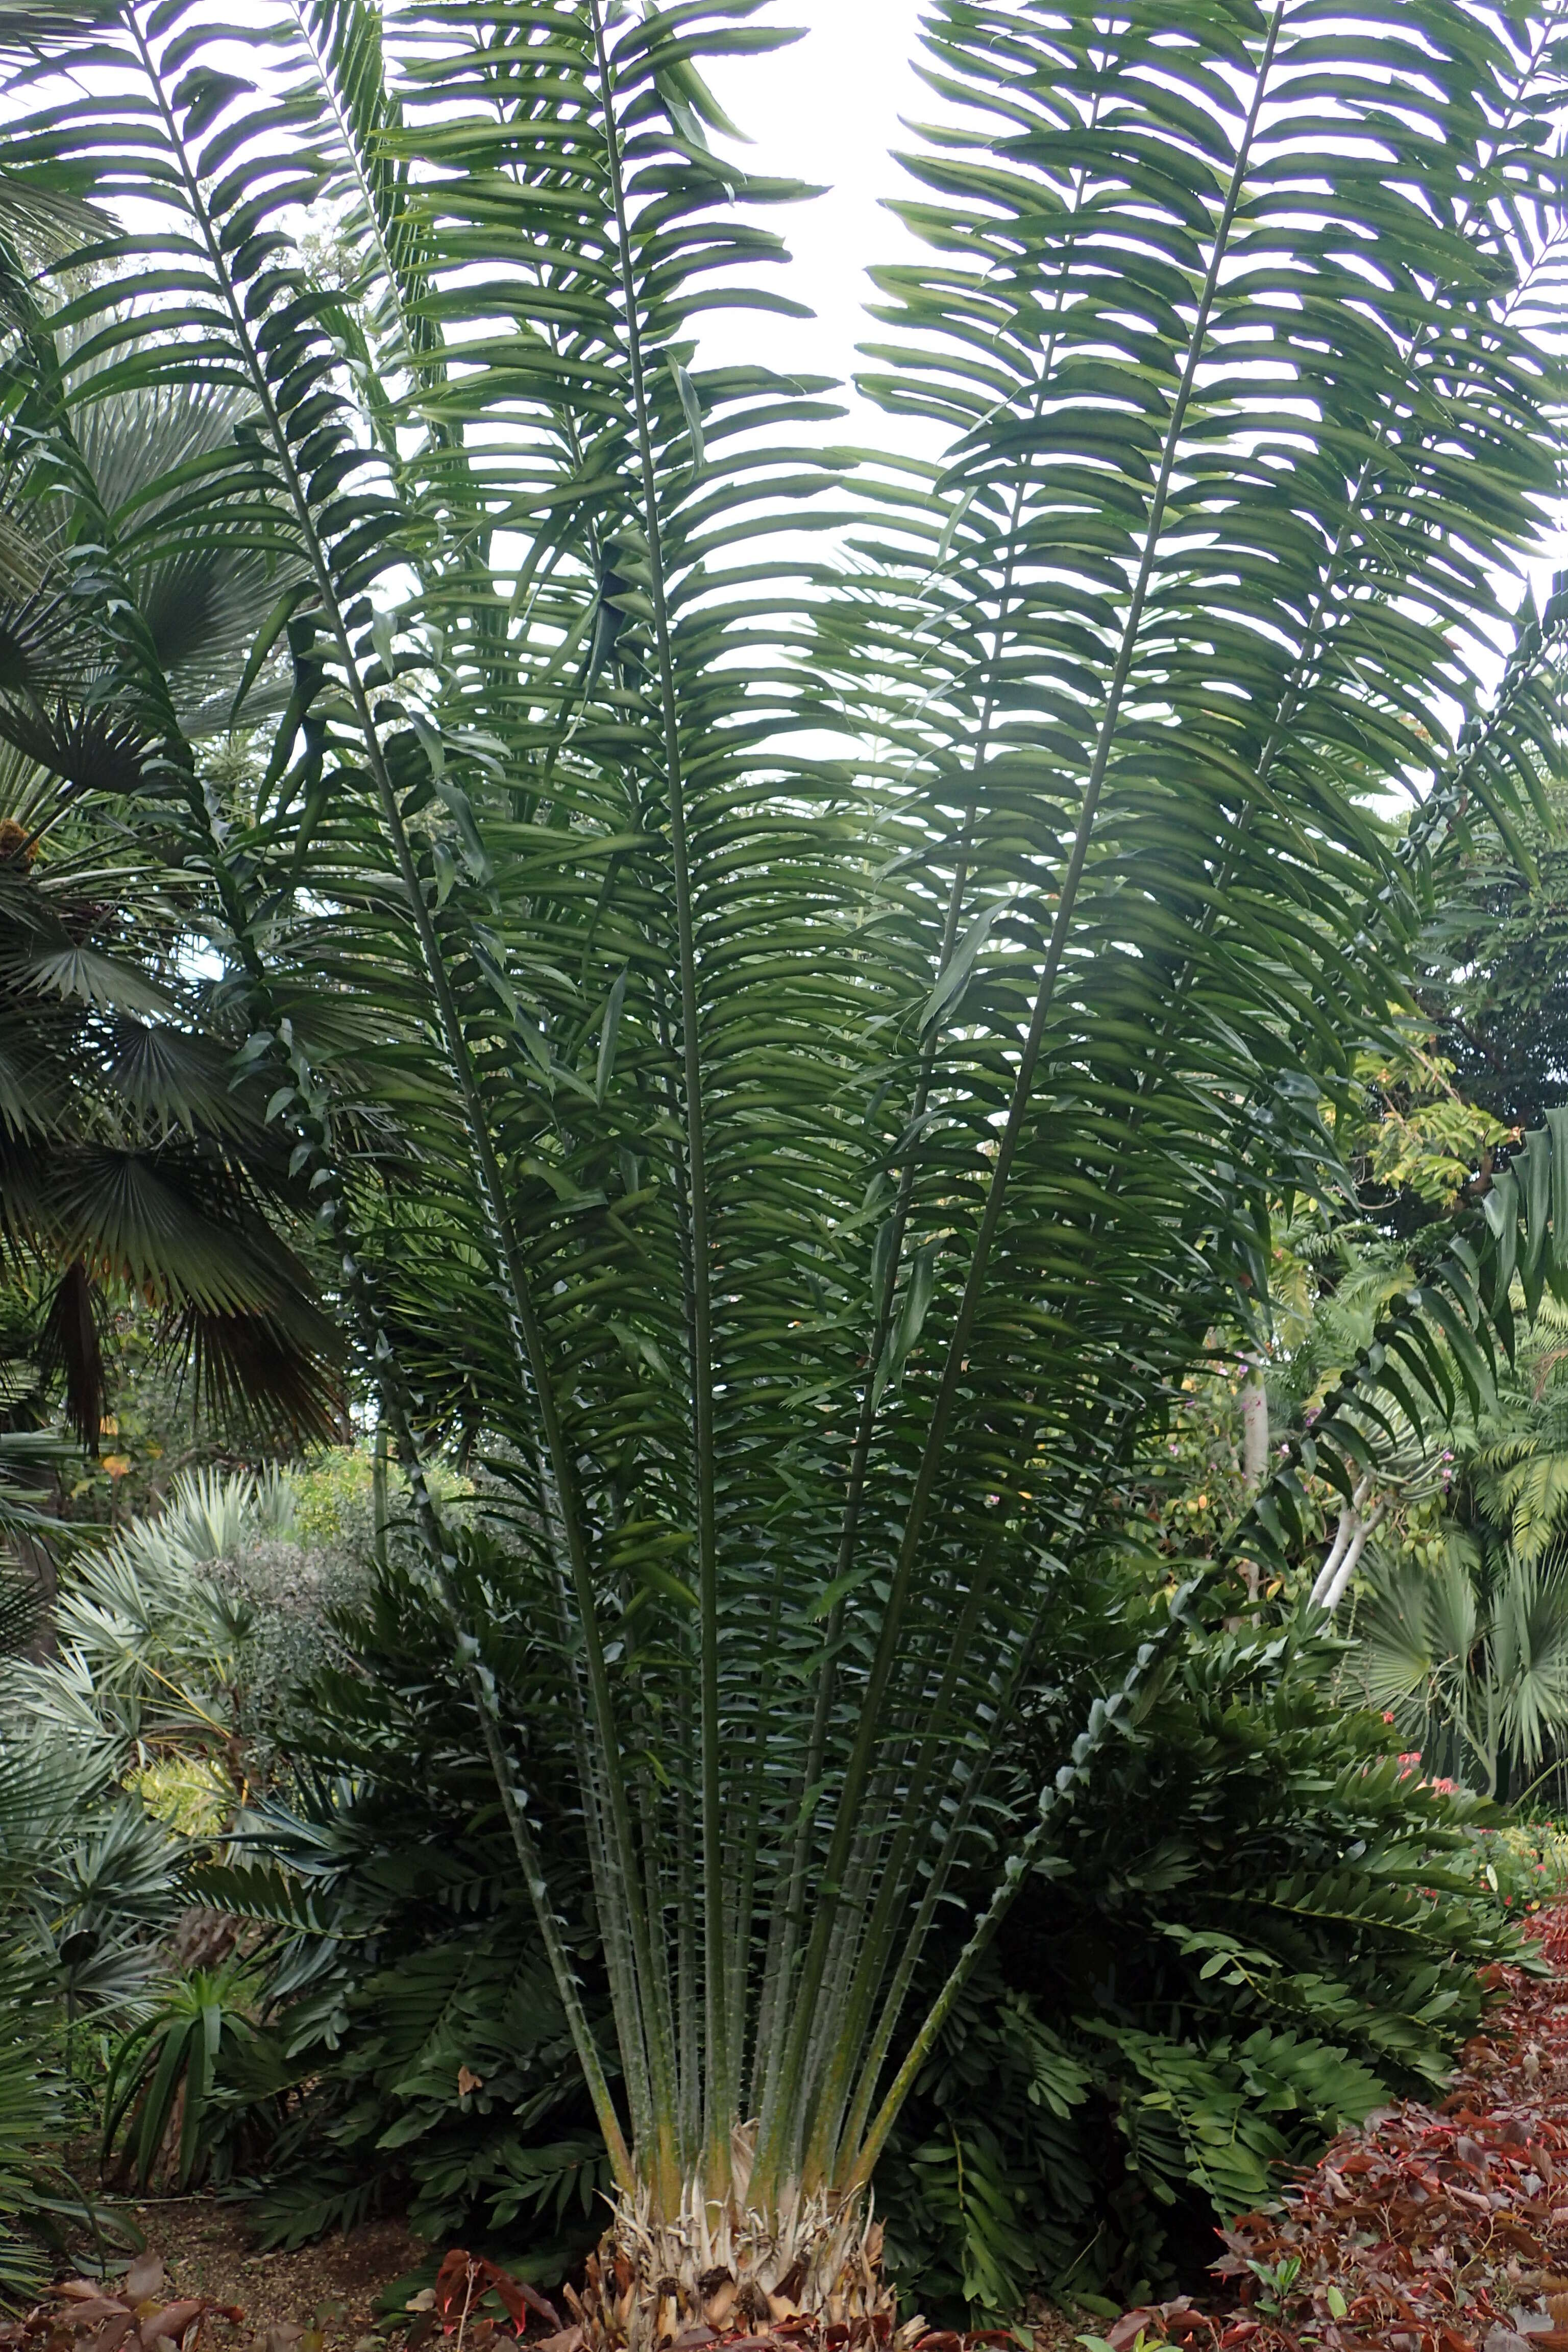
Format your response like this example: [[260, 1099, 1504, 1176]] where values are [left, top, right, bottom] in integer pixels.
[[93, 2203, 432, 2347]]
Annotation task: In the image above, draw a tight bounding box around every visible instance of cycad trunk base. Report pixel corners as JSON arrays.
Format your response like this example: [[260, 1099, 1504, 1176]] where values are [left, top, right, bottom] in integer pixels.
[[568, 2141, 900, 2352], [2, 0, 1567, 2315]]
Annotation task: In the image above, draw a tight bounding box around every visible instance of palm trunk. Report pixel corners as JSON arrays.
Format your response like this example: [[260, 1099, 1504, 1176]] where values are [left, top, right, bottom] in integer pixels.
[[1241, 1366, 1269, 1488]]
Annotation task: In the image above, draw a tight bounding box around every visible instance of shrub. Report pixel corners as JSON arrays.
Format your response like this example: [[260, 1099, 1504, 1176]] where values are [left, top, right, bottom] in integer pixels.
[[192, 1536, 608, 2260], [12, 1465, 371, 1795], [877, 1616, 1528, 2317]]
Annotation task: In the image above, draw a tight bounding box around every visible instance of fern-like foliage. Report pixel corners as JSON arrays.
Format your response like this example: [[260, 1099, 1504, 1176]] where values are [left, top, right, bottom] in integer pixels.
[[880, 1615, 1524, 2314], [211, 1533, 1523, 2309], [1471, 1295, 1568, 1559], [187, 1537, 613, 2252]]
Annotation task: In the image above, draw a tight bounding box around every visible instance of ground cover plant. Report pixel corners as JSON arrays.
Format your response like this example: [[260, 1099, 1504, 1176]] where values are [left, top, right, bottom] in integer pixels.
[[0, 2255, 246, 2352], [3, 0, 1568, 2335], [0, 1449, 389, 2299]]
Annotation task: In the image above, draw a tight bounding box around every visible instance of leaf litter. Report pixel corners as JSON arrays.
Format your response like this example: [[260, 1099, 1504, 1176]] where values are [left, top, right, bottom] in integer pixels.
[[1104, 1906, 1568, 2352]]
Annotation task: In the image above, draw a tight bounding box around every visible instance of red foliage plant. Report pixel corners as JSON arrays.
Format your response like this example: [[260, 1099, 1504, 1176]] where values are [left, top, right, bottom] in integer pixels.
[[1102, 1910, 1568, 2352]]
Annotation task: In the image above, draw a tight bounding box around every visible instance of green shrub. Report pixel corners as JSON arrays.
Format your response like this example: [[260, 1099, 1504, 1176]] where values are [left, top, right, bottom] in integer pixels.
[[877, 1619, 1528, 2317], [101, 1959, 263, 2191], [12, 1465, 371, 1794], [193, 1535, 608, 2260], [0, 1562, 182, 2298], [1471, 1814, 1568, 1912], [286, 1450, 380, 1550]]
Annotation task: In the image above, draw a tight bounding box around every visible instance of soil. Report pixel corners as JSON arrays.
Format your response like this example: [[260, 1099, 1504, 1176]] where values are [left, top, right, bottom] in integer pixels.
[[92, 2204, 432, 2347], [1025, 2300, 1097, 2352]]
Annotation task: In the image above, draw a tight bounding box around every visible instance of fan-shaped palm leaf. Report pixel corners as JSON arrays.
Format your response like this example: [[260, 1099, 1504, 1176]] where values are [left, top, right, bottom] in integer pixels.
[[1359, 1532, 1568, 1800], [0, 767, 342, 1443]]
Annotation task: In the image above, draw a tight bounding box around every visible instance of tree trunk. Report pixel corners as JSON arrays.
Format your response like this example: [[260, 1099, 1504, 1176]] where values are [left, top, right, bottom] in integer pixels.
[[372, 1422, 389, 1572], [1241, 1365, 1269, 1487]]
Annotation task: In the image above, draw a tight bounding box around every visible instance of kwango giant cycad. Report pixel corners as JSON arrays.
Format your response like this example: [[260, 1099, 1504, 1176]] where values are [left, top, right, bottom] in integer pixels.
[[4, 0, 1568, 2332]]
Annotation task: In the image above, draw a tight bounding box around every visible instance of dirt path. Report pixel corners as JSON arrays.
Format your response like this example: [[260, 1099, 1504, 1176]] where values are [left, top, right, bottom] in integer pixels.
[[108, 2208, 430, 2346], [1108, 1910, 1568, 2352]]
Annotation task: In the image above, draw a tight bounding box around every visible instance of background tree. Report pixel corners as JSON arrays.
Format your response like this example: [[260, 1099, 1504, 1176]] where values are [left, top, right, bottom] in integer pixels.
[[0, 760, 342, 1451], [0, 313, 340, 1453]]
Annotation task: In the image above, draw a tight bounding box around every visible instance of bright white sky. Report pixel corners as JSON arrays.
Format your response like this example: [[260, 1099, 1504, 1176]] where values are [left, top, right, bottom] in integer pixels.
[[694, 1, 1560, 665], [688, 0, 940, 449], [10, 0, 1555, 680]]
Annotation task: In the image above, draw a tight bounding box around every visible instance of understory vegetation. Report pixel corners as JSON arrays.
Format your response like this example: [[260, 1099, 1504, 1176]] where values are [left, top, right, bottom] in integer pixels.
[[3, 1419, 1561, 2316]]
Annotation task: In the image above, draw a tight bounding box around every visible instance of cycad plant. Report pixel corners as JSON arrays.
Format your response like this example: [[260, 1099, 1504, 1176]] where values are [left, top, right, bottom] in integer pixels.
[[4, 0, 1568, 2331]]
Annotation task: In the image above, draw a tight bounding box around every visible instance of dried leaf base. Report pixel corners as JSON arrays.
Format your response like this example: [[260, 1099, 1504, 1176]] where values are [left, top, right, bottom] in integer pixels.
[[561, 2175, 918, 2352]]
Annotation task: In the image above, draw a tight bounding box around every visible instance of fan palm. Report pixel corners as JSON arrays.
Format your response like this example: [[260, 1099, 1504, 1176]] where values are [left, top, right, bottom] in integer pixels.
[[0, 750, 343, 1444], [12, 1462, 304, 1772], [1358, 1532, 1568, 1801], [1352, 1296, 1568, 1797], [0, 194, 339, 1444], [2, 0, 1568, 2330], [0, 1552, 68, 2302], [0, 1535, 189, 2298], [0, 308, 341, 1447]]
